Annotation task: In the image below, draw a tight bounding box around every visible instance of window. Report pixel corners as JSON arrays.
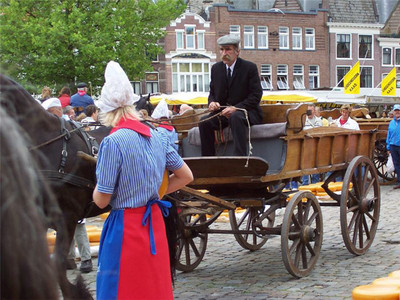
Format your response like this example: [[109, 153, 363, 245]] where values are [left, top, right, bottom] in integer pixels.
[[185, 26, 195, 49], [337, 34, 351, 58], [292, 27, 302, 50], [383, 48, 392, 65], [293, 65, 305, 89], [258, 26, 268, 49], [131, 81, 141, 95], [197, 31, 205, 49], [176, 30, 184, 49], [360, 67, 372, 88], [244, 26, 254, 48], [337, 66, 351, 87], [230, 25, 240, 40], [305, 28, 315, 50], [260, 64, 272, 90], [396, 48, 400, 66], [309, 65, 319, 89], [359, 35, 372, 59], [172, 62, 210, 93], [277, 64, 288, 89], [145, 73, 159, 94], [279, 27, 289, 49]]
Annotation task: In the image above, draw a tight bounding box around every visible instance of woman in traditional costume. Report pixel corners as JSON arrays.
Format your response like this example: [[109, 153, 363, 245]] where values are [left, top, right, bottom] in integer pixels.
[[93, 61, 193, 300]]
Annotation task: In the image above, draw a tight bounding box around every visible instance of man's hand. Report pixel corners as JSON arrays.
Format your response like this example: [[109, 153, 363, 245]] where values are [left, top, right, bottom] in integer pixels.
[[209, 101, 220, 112], [221, 106, 237, 118]]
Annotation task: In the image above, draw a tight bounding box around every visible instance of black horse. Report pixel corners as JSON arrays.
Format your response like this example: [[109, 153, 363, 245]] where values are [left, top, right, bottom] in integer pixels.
[[136, 93, 154, 116], [0, 75, 110, 299]]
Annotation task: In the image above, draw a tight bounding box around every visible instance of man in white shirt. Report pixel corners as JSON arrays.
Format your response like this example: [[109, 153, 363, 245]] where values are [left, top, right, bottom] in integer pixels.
[[303, 104, 322, 130]]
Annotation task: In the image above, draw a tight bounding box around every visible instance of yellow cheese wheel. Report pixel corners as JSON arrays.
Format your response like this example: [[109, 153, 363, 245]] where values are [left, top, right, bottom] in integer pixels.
[[372, 277, 400, 288], [352, 284, 400, 300], [99, 212, 110, 220], [316, 192, 328, 197], [299, 185, 318, 192], [86, 225, 100, 232], [47, 233, 57, 246], [389, 270, 400, 279], [286, 193, 296, 201], [88, 230, 102, 243], [158, 169, 169, 199]]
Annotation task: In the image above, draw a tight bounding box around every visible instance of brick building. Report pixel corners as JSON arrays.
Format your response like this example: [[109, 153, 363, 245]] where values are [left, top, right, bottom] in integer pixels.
[[210, 2, 330, 91], [141, 0, 398, 96]]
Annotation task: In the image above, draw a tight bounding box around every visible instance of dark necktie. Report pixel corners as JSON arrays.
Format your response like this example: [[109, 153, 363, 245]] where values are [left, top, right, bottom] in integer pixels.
[[227, 67, 232, 84]]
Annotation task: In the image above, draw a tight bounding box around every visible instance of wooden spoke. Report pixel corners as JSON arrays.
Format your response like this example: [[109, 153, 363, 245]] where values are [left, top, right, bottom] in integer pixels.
[[358, 214, 364, 249], [306, 211, 318, 226], [302, 244, 308, 269], [305, 241, 316, 257], [364, 178, 375, 196], [362, 215, 371, 240], [303, 200, 312, 222], [289, 238, 301, 256], [291, 213, 301, 229], [347, 210, 359, 232], [365, 211, 377, 222], [189, 238, 201, 257]]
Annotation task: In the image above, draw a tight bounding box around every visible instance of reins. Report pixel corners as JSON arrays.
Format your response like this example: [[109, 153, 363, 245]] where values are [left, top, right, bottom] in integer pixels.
[[28, 122, 92, 151]]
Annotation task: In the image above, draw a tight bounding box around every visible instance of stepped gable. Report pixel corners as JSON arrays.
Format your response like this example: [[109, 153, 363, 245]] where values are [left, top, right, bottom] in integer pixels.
[[273, 0, 304, 11], [328, 0, 378, 23]]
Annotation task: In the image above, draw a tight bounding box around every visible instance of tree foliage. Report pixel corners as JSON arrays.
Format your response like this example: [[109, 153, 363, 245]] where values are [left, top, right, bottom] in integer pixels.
[[0, 0, 186, 93]]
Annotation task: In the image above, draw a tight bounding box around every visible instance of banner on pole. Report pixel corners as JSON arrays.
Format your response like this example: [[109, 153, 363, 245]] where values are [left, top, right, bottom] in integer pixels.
[[381, 67, 397, 96], [344, 61, 360, 94]]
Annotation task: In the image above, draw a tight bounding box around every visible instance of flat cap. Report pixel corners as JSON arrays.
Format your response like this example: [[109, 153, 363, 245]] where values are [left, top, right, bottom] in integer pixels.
[[217, 34, 240, 46], [77, 82, 87, 88]]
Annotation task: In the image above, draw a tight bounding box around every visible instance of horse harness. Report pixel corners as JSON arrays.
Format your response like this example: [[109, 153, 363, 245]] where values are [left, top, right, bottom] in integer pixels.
[[34, 117, 99, 190]]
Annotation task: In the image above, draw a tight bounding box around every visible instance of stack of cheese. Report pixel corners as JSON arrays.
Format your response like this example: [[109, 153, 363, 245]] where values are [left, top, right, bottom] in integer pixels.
[[47, 225, 103, 254], [352, 270, 400, 299], [287, 181, 353, 201], [86, 225, 102, 246]]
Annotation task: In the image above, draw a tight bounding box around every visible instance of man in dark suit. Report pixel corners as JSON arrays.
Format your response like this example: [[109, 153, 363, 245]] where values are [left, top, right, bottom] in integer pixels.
[[199, 34, 263, 156]]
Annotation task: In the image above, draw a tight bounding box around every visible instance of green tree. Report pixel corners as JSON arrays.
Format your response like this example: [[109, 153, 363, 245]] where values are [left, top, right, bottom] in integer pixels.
[[0, 0, 186, 94]]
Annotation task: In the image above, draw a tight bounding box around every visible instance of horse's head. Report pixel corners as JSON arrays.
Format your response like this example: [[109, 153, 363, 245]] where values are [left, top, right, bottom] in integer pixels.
[[135, 93, 154, 116], [0, 75, 57, 139]]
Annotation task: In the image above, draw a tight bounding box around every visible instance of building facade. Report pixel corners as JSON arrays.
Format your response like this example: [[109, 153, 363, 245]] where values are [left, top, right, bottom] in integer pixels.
[[140, 0, 398, 96]]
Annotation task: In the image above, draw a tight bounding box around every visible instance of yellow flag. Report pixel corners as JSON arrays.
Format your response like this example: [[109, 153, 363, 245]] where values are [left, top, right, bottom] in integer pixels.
[[344, 61, 360, 94], [381, 67, 397, 96]]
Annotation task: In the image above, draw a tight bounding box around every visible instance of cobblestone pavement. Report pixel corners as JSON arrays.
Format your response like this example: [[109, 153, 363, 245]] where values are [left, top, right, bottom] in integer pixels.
[[68, 184, 400, 299]]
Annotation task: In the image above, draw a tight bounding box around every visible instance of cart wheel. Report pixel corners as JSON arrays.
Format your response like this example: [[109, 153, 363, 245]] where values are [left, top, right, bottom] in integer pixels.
[[229, 207, 275, 251], [176, 214, 208, 272], [340, 156, 380, 255], [281, 191, 323, 278], [373, 140, 396, 181]]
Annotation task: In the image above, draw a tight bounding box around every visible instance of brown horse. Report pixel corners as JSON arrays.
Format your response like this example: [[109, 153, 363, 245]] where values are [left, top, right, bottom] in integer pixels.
[[0, 75, 110, 299]]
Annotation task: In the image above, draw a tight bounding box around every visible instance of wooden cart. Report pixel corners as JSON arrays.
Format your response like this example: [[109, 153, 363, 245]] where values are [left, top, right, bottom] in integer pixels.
[[320, 108, 395, 182], [168, 104, 380, 278]]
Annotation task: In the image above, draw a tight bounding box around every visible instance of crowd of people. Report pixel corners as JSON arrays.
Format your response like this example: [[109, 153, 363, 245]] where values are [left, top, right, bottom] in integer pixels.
[[26, 34, 398, 299]]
